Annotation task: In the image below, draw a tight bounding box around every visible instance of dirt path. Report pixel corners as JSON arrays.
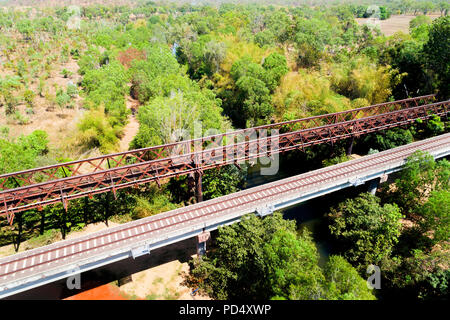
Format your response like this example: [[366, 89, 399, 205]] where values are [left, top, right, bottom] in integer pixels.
[[117, 253, 210, 300], [119, 96, 140, 152]]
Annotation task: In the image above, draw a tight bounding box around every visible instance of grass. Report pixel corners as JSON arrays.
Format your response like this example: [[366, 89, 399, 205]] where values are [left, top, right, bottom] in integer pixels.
[[146, 293, 159, 300], [152, 277, 164, 285], [109, 213, 133, 224], [163, 287, 181, 300], [23, 229, 61, 250]]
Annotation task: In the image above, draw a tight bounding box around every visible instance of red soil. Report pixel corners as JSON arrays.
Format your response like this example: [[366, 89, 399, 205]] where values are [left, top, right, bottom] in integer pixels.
[[64, 283, 132, 300]]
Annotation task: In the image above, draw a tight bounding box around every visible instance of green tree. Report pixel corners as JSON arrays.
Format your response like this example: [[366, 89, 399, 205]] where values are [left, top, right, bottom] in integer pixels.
[[186, 213, 326, 300], [262, 52, 289, 92], [328, 193, 403, 271], [409, 15, 432, 30], [235, 75, 273, 127], [0, 76, 21, 115], [438, 1, 449, 16], [16, 19, 33, 39], [324, 255, 376, 300], [132, 89, 228, 149], [202, 165, 247, 200], [384, 151, 449, 215], [129, 44, 181, 103], [226, 56, 279, 127], [264, 228, 326, 300], [416, 190, 450, 245], [0, 130, 49, 177], [382, 245, 450, 300], [23, 88, 35, 109], [360, 128, 413, 153], [423, 16, 450, 98]]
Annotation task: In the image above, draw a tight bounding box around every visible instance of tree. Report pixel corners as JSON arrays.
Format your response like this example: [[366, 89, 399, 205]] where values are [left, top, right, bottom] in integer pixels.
[[235, 76, 273, 127], [16, 19, 33, 39], [129, 44, 181, 103], [263, 228, 326, 300], [186, 213, 331, 300], [423, 16, 450, 98], [328, 193, 403, 271], [438, 1, 449, 16], [380, 33, 433, 98], [266, 10, 293, 43], [23, 88, 35, 109], [0, 130, 48, 178], [203, 40, 227, 74], [186, 212, 378, 300], [186, 213, 305, 300], [324, 255, 376, 300], [382, 245, 450, 300], [379, 6, 391, 20], [416, 190, 450, 245], [409, 15, 432, 30], [131, 88, 229, 149], [0, 76, 21, 115], [202, 165, 247, 200], [226, 55, 283, 127], [420, 1, 435, 15], [294, 17, 334, 67], [360, 128, 413, 153], [262, 52, 289, 92], [255, 29, 276, 47], [400, 0, 414, 14], [383, 151, 449, 215]]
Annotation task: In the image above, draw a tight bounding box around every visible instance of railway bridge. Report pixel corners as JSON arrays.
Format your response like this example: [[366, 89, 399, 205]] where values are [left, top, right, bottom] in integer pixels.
[[0, 132, 449, 299]]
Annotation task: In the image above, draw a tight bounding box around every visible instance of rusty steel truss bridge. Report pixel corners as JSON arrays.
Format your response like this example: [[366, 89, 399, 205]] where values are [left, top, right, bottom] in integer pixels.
[[0, 94, 448, 225]]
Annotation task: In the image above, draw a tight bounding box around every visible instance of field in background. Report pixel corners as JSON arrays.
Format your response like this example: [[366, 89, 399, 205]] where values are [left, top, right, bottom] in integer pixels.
[[357, 14, 441, 36]]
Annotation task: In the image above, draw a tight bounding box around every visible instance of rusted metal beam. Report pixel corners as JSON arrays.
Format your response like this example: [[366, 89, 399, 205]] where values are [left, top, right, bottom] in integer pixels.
[[0, 95, 435, 192]]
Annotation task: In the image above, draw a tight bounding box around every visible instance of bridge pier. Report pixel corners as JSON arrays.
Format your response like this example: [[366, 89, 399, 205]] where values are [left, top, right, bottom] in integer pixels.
[[367, 173, 388, 195], [367, 178, 380, 195], [195, 171, 203, 203], [188, 171, 203, 203], [346, 136, 355, 156], [196, 231, 210, 257]]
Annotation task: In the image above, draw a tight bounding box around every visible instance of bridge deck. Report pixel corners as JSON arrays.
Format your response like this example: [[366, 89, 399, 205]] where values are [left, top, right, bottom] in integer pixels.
[[0, 132, 449, 298]]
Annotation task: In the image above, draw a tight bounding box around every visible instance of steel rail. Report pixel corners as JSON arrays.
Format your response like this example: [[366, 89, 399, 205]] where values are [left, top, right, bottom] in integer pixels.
[[0, 100, 448, 220], [0, 94, 435, 191], [0, 133, 448, 283]]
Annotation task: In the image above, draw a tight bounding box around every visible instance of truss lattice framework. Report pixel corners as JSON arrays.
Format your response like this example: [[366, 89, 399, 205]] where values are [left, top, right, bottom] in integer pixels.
[[0, 94, 435, 192]]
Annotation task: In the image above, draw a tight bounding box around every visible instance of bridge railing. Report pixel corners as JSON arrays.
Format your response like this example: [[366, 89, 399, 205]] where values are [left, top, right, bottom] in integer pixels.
[[0, 99, 447, 222], [0, 94, 435, 192]]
